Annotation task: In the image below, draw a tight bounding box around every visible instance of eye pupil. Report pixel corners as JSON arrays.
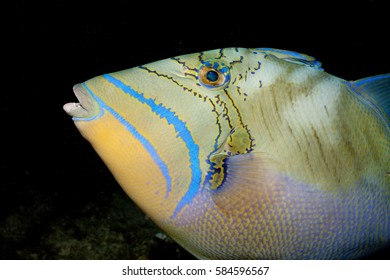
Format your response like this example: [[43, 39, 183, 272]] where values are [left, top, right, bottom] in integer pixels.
[[206, 70, 219, 82]]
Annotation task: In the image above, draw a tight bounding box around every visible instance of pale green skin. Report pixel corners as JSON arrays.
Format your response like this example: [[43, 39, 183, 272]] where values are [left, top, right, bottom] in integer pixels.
[[64, 48, 390, 259]]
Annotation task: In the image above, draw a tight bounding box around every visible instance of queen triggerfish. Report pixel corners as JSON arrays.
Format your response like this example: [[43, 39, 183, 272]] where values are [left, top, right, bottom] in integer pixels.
[[64, 48, 389, 259]]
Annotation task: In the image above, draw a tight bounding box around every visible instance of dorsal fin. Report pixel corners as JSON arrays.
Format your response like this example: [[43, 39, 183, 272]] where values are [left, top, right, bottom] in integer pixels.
[[257, 48, 322, 69], [352, 73, 390, 118]]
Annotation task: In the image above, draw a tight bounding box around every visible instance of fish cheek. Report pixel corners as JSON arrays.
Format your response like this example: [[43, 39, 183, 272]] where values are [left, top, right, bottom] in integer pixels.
[[74, 111, 173, 220]]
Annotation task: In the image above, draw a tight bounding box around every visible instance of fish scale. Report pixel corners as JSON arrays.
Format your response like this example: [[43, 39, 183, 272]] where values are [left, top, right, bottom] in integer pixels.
[[64, 47, 389, 259]]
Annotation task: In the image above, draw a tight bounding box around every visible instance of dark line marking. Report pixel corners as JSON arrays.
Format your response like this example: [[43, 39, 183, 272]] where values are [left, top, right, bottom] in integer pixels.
[[324, 105, 330, 118], [229, 56, 244, 67], [254, 61, 261, 70], [311, 126, 330, 173], [259, 102, 275, 142]]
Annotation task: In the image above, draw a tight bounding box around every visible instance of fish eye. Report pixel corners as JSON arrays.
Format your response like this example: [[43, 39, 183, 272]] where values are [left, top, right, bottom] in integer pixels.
[[206, 70, 219, 82], [198, 61, 230, 89]]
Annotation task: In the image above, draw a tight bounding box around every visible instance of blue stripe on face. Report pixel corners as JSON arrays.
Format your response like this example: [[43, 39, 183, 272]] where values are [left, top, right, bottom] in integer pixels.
[[72, 104, 103, 122], [102, 74, 202, 218], [80, 83, 172, 198]]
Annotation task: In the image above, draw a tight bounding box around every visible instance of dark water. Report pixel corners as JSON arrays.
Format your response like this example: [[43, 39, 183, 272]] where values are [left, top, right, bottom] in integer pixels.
[[2, 1, 389, 260]]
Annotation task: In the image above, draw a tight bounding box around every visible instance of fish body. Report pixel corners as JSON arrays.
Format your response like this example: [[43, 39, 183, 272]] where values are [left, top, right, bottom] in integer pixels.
[[64, 48, 390, 259]]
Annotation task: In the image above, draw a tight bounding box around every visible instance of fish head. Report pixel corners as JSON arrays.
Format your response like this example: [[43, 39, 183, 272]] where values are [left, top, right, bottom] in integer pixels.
[[63, 48, 265, 221]]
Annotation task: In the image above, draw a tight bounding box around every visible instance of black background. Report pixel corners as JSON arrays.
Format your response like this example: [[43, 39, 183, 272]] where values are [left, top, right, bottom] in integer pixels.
[[1, 1, 389, 259]]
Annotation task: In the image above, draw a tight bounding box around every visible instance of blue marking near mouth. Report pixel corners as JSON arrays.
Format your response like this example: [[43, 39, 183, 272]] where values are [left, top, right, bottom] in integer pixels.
[[80, 82, 173, 199], [103, 74, 202, 218], [72, 106, 103, 122]]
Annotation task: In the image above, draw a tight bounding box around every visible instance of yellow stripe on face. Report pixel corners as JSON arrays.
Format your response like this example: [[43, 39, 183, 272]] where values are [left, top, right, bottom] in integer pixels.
[[75, 108, 176, 220]]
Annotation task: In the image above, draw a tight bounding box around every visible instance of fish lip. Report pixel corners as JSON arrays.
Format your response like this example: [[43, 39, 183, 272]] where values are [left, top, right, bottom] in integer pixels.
[[63, 83, 96, 119]]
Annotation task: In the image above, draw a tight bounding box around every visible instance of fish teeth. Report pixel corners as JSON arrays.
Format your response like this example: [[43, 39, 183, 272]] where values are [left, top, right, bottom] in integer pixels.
[[63, 102, 87, 116]]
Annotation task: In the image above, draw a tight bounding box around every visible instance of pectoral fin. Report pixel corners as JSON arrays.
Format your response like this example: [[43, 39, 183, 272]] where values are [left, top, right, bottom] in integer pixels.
[[209, 152, 283, 214], [206, 125, 253, 190]]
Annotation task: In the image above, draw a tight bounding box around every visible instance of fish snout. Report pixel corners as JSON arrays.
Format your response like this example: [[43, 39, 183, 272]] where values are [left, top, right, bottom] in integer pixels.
[[63, 83, 97, 119]]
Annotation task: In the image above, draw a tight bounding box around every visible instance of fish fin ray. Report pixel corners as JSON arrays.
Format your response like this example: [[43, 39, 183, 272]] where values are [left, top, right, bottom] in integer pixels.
[[352, 73, 390, 118], [210, 152, 283, 214], [257, 48, 322, 69]]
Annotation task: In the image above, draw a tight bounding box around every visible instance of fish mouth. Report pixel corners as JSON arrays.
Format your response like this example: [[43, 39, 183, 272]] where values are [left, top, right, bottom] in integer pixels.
[[63, 83, 98, 119]]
